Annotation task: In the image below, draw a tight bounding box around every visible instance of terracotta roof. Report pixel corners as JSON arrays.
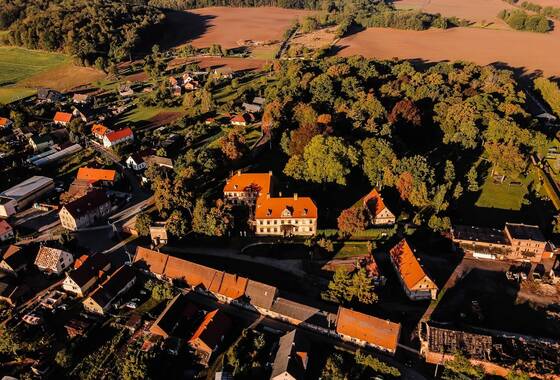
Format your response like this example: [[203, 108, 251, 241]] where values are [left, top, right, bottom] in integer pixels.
[[223, 172, 272, 195], [219, 272, 248, 299], [34, 247, 71, 271], [133, 247, 169, 276], [189, 309, 231, 349], [362, 189, 386, 216], [67, 253, 110, 287], [105, 127, 133, 142], [91, 124, 110, 136], [0, 220, 12, 235], [73, 93, 90, 102], [255, 196, 317, 219], [230, 113, 249, 124], [62, 189, 110, 218], [76, 167, 117, 183], [150, 294, 199, 337], [389, 239, 433, 291], [1, 245, 29, 270], [244, 280, 276, 309], [336, 307, 400, 352], [53, 112, 72, 123], [0, 117, 12, 127], [164, 256, 225, 293]]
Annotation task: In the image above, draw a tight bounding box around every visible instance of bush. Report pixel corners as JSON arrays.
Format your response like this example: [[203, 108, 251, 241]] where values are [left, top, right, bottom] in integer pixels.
[[498, 9, 551, 32]]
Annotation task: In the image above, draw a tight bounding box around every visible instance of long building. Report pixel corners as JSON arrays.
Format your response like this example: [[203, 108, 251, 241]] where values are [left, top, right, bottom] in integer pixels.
[[0, 176, 54, 217]]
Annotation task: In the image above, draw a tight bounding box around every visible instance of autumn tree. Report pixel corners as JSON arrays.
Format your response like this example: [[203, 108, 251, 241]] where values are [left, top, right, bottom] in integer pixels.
[[337, 206, 368, 235], [220, 129, 247, 161], [388, 99, 422, 126], [135, 212, 152, 236]]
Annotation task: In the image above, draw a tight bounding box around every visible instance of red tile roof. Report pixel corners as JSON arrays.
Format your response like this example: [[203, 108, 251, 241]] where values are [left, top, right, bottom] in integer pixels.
[[362, 189, 386, 216], [230, 113, 249, 124], [223, 172, 272, 195], [76, 167, 117, 183], [133, 247, 169, 276], [189, 309, 231, 349], [91, 124, 110, 136], [389, 239, 433, 291], [0, 117, 11, 127], [336, 307, 400, 353], [53, 112, 73, 123], [255, 196, 317, 219], [105, 127, 133, 142], [0, 220, 12, 235]]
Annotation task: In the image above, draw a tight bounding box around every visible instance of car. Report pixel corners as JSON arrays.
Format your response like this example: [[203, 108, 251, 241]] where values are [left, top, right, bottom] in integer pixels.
[[57, 303, 68, 311], [123, 302, 137, 309]]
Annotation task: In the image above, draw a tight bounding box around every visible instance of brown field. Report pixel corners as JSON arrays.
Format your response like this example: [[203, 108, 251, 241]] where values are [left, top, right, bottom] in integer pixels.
[[147, 111, 184, 128], [19, 63, 105, 91], [167, 7, 314, 49], [168, 56, 268, 72], [336, 26, 560, 77], [292, 26, 338, 49]]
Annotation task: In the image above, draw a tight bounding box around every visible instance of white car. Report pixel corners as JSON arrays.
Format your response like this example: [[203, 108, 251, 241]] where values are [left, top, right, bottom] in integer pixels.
[[123, 302, 137, 309]]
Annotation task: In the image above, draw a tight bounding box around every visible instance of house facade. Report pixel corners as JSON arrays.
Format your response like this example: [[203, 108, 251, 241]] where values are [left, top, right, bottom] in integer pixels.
[[223, 171, 273, 206], [389, 239, 438, 301], [0, 220, 14, 242], [91, 124, 112, 140], [255, 194, 317, 236], [62, 254, 111, 297], [34, 246, 74, 275], [103, 127, 134, 148], [82, 265, 136, 314], [59, 190, 112, 230], [188, 309, 231, 366], [362, 189, 395, 225], [29, 134, 53, 152]]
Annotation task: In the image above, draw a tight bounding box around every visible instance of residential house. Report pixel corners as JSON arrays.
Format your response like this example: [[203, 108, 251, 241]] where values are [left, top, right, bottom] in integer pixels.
[[126, 149, 155, 171], [253, 97, 265, 106], [362, 189, 395, 225], [76, 167, 117, 186], [0, 117, 13, 130], [72, 93, 91, 104], [149, 293, 200, 338], [118, 84, 134, 97], [214, 66, 234, 79], [62, 253, 111, 297], [270, 330, 310, 380], [28, 134, 53, 152], [64, 318, 92, 338], [82, 265, 136, 315], [242, 103, 262, 114], [230, 113, 250, 126], [0, 245, 31, 276], [59, 189, 112, 230], [149, 222, 168, 246], [223, 171, 273, 206], [91, 124, 112, 140], [389, 239, 438, 300], [188, 309, 231, 366], [452, 223, 549, 263], [0, 176, 54, 217], [335, 307, 401, 354], [103, 127, 134, 148], [53, 112, 73, 126], [0, 220, 14, 242], [37, 88, 62, 103], [72, 104, 95, 123], [34, 246, 74, 275], [255, 194, 317, 236], [145, 155, 173, 170]]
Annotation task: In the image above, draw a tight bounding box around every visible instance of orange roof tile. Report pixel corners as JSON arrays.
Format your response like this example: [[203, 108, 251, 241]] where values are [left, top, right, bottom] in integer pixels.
[[133, 247, 169, 276], [336, 307, 400, 353], [189, 309, 231, 349], [105, 127, 133, 142], [53, 112, 73, 123], [362, 189, 386, 216], [0, 117, 11, 127], [91, 124, 110, 136], [223, 172, 271, 195], [0, 220, 12, 235], [219, 273, 248, 299], [389, 239, 434, 291], [76, 167, 117, 183], [255, 196, 317, 219], [230, 113, 249, 124]]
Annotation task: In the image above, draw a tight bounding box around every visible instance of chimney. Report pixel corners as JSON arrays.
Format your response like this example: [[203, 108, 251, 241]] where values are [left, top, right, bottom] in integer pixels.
[[294, 193, 298, 200], [237, 170, 241, 176], [279, 191, 282, 197], [268, 170, 272, 176], [266, 193, 270, 199]]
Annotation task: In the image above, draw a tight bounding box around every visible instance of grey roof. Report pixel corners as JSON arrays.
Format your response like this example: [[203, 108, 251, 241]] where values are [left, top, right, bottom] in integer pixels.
[[244, 280, 276, 310], [271, 330, 309, 380], [452, 225, 508, 245], [505, 223, 546, 242], [270, 298, 332, 328], [30, 134, 53, 146], [0, 176, 53, 201], [89, 265, 135, 309]]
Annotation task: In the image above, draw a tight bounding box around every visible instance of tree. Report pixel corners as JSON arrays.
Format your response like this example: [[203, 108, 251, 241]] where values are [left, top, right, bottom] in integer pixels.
[[442, 352, 485, 380], [135, 212, 152, 236], [322, 352, 347, 380], [507, 370, 531, 380], [355, 350, 401, 377], [484, 142, 526, 178], [146, 279, 174, 301], [285, 135, 359, 185], [310, 73, 334, 104], [323, 268, 353, 303], [192, 199, 232, 237], [165, 210, 189, 238], [337, 206, 368, 235], [220, 129, 247, 161], [55, 348, 73, 368], [467, 166, 480, 192], [388, 99, 422, 126], [534, 77, 560, 117], [361, 138, 397, 187], [119, 347, 150, 380], [287, 123, 321, 156], [0, 328, 19, 357], [350, 267, 378, 304]]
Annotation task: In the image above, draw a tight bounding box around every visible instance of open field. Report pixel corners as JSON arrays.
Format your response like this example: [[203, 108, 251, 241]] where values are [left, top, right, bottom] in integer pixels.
[[0, 47, 68, 86], [336, 26, 560, 77], [167, 7, 314, 49], [292, 26, 338, 49], [476, 174, 531, 211], [169, 56, 267, 72], [19, 63, 105, 91]]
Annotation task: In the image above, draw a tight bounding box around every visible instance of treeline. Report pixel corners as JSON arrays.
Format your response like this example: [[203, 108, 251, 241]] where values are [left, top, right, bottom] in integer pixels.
[[503, 0, 560, 21], [498, 8, 551, 32], [0, 0, 165, 66], [147, 0, 322, 10], [534, 77, 560, 117]]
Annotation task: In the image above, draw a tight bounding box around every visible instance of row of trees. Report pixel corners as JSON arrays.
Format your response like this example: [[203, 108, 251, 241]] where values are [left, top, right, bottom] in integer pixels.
[[322, 349, 401, 379], [519, 1, 560, 21], [534, 76, 560, 118], [498, 9, 550, 32]]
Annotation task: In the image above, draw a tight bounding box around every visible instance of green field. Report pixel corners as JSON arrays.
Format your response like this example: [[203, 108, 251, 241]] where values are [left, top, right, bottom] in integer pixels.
[[475, 173, 531, 210]]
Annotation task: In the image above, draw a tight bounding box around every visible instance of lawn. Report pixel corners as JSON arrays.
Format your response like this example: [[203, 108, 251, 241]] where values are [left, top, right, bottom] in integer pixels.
[[0, 47, 69, 86], [117, 105, 184, 126], [475, 173, 531, 210], [333, 241, 369, 259], [0, 86, 36, 104]]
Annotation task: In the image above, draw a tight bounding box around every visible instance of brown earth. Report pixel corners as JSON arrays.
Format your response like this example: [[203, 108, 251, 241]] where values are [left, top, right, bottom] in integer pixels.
[[19, 63, 105, 91], [147, 111, 184, 128], [163, 7, 314, 49], [336, 26, 560, 77], [292, 26, 338, 49], [168, 56, 267, 72]]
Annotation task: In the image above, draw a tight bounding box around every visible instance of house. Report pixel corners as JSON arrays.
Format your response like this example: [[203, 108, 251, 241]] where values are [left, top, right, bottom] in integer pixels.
[[91, 124, 112, 140], [34, 246, 74, 275], [76, 167, 117, 186], [242, 103, 262, 113], [0, 176, 54, 217], [255, 194, 318, 236], [188, 309, 231, 366], [149, 293, 200, 338], [230, 113, 250, 126], [253, 97, 265, 106], [145, 155, 173, 169], [72, 93, 91, 104], [452, 223, 549, 263], [270, 330, 310, 380], [37, 88, 62, 103], [223, 171, 273, 206], [214, 66, 234, 79], [0, 117, 13, 130], [118, 84, 134, 97], [125, 149, 155, 171], [335, 307, 401, 354], [103, 127, 134, 148], [362, 189, 395, 225], [64, 317, 92, 338], [389, 239, 438, 300], [82, 265, 136, 315], [0, 245, 31, 277], [59, 189, 112, 230], [0, 220, 14, 242], [62, 253, 111, 297], [53, 112, 73, 126], [72, 104, 95, 123], [28, 134, 54, 152], [149, 222, 168, 246]]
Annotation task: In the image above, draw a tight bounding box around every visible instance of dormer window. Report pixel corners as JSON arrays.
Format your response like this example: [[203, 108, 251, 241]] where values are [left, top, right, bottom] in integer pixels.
[[266, 208, 272, 216], [302, 208, 308, 216], [281, 207, 293, 218], [234, 184, 238, 189]]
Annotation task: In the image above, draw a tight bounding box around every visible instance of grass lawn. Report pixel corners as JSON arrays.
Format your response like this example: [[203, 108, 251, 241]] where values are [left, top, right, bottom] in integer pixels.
[[333, 241, 369, 259], [0, 86, 36, 104], [117, 105, 184, 126], [0, 46, 69, 86], [475, 172, 531, 210], [250, 45, 279, 60]]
